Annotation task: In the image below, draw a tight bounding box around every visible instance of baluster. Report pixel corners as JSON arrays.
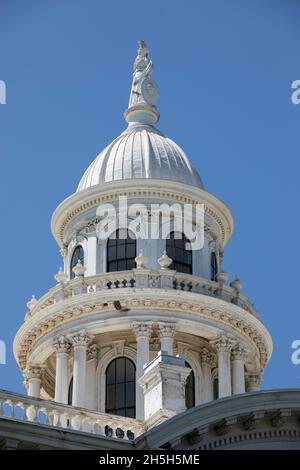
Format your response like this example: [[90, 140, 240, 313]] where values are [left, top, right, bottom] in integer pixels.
[[94, 420, 103, 435], [26, 404, 37, 422], [44, 409, 50, 425], [10, 402, 16, 419]]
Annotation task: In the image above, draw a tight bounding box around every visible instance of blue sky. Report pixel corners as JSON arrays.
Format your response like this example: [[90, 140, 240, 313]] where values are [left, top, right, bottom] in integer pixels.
[[0, 0, 300, 393]]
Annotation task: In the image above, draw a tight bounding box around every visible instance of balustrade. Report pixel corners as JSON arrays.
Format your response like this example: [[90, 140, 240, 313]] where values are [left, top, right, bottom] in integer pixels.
[[0, 390, 144, 441], [26, 269, 258, 318]]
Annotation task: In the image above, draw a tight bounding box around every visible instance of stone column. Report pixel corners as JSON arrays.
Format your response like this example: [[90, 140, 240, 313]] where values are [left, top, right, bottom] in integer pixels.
[[133, 321, 152, 420], [54, 336, 71, 404], [26, 365, 43, 398], [70, 330, 91, 407], [246, 373, 262, 392], [85, 344, 98, 410], [199, 348, 216, 403], [231, 344, 247, 395], [213, 335, 235, 398], [158, 322, 176, 355]]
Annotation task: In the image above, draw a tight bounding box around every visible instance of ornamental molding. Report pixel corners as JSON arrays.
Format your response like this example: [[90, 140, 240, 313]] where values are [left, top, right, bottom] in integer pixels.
[[51, 181, 233, 247], [14, 294, 271, 372], [231, 343, 248, 361], [87, 343, 99, 360], [132, 321, 153, 339], [112, 340, 126, 356], [157, 322, 176, 339], [53, 335, 71, 354], [200, 348, 217, 368], [211, 335, 236, 353], [69, 329, 92, 347], [24, 365, 44, 381]]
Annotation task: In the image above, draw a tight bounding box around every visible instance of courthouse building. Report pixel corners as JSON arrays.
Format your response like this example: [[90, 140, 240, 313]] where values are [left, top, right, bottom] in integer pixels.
[[1, 42, 300, 450]]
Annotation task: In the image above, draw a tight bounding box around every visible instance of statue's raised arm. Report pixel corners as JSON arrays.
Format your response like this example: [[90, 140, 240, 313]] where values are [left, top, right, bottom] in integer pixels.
[[128, 41, 158, 108]]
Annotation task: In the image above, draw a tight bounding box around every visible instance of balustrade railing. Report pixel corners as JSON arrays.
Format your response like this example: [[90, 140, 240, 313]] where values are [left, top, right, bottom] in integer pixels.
[[0, 390, 144, 440], [26, 269, 258, 318]]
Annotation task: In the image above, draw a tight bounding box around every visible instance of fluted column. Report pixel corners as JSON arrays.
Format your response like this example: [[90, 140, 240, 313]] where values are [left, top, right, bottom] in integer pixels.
[[199, 348, 216, 403], [54, 336, 71, 404], [70, 330, 91, 407], [86, 344, 98, 410], [133, 321, 152, 420], [231, 344, 247, 395], [25, 365, 43, 398], [158, 322, 176, 355], [213, 335, 235, 398]]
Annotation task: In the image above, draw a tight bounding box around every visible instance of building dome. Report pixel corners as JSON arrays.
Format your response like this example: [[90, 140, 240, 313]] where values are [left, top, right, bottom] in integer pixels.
[[77, 124, 203, 191], [77, 40, 203, 193]]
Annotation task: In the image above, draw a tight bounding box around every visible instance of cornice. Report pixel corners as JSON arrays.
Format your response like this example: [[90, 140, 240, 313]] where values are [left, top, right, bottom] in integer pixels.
[[51, 179, 234, 247]]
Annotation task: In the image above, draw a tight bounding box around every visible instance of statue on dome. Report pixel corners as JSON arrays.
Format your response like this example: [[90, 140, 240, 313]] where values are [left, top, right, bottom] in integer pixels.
[[128, 40, 159, 108]]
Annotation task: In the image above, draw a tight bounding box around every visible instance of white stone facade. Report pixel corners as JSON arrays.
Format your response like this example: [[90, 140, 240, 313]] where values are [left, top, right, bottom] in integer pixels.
[[3, 42, 297, 450]]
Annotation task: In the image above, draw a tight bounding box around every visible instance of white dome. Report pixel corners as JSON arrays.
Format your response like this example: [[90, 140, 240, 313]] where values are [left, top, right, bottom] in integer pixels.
[[77, 124, 203, 192]]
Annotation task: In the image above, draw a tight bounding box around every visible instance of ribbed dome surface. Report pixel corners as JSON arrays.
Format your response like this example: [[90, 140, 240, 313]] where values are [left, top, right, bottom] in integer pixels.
[[77, 125, 203, 191]]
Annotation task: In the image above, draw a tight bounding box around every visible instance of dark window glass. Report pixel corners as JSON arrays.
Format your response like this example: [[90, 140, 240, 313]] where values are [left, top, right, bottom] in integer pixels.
[[185, 362, 195, 409], [213, 377, 219, 400], [105, 357, 136, 418], [166, 232, 192, 274], [70, 245, 84, 280], [107, 230, 136, 272], [68, 377, 73, 405], [210, 252, 218, 281]]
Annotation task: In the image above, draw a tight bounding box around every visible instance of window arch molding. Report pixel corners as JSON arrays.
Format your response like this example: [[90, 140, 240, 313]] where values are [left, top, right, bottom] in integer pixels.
[[96, 346, 137, 412], [66, 237, 87, 279], [70, 244, 84, 280]]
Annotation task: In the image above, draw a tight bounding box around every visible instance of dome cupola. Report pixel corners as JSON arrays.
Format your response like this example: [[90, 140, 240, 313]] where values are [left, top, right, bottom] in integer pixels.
[[77, 40, 203, 192]]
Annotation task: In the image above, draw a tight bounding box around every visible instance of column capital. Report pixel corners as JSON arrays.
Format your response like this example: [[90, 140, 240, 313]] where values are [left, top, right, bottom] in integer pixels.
[[69, 329, 92, 347], [200, 348, 217, 368], [212, 335, 235, 353], [53, 335, 71, 354], [87, 343, 99, 360], [246, 373, 262, 390], [24, 364, 43, 381], [132, 321, 152, 339], [231, 343, 248, 361], [158, 322, 176, 339]]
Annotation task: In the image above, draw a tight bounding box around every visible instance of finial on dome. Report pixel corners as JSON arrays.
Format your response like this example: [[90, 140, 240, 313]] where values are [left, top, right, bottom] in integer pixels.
[[124, 40, 160, 126]]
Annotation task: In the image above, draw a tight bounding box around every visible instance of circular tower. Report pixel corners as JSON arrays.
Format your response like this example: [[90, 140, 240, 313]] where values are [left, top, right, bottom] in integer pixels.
[[13, 42, 272, 427]]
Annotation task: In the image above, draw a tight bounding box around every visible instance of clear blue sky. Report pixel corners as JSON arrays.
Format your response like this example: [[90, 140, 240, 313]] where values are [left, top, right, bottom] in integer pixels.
[[1, 0, 300, 394]]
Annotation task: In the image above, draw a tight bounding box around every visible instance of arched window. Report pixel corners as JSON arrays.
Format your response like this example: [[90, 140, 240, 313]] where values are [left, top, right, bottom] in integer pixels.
[[68, 377, 73, 405], [185, 362, 195, 409], [105, 357, 136, 418], [70, 245, 84, 280], [210, 252, 218, 282], [166, 232, 192, 274], [107, 229, 136, 273]]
